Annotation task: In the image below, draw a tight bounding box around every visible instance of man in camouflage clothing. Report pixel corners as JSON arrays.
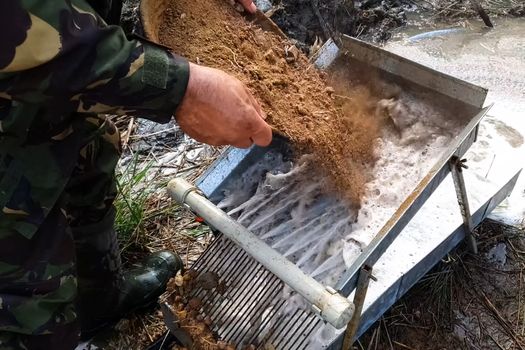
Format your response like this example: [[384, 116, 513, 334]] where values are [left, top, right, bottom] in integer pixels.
[[0, 0, 272, 349]]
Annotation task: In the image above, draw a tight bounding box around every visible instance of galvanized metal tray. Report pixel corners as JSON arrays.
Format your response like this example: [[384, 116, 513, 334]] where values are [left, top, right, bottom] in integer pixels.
[[179, 34, 519, 348]]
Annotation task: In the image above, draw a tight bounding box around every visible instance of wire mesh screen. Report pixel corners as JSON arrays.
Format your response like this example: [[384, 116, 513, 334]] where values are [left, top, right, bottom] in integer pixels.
[[190, 235, 324, 349]]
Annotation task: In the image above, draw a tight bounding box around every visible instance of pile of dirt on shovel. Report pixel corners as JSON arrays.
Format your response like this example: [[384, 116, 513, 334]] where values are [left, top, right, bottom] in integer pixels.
[[149, 0, 383, 206]]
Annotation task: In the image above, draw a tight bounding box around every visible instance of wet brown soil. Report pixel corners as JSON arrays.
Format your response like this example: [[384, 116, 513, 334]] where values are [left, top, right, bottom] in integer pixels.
[[149, 0, 383, 205]]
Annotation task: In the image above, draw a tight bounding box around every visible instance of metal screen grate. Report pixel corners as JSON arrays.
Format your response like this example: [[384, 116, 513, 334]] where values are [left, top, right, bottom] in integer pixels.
[[190, 235, 324, 349]]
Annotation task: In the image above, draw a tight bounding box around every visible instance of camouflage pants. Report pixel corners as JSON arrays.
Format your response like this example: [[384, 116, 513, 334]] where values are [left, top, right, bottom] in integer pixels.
[[0, 114, 121, 350]]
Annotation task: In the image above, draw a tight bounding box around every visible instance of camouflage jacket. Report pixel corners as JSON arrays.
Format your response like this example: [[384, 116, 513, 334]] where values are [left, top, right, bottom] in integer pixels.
[[0, 0, 189, 145], [86, 0, 122, 24], [0, 0, 189, 241]]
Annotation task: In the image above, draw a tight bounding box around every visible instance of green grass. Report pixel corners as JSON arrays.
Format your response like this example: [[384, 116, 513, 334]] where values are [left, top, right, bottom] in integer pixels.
[[114, 156, 154, 252], [187, 224, 212, 238]]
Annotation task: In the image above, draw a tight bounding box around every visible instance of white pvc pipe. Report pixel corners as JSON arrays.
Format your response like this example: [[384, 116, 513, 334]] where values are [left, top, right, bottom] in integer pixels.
[[168, 178, 354, 329]]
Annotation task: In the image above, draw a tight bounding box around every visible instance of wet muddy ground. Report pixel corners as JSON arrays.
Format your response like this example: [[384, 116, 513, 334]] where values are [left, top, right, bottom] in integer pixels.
[[263, 0, 524, 54], [268, 0, 411, 51], [359, 221, 525, 350]]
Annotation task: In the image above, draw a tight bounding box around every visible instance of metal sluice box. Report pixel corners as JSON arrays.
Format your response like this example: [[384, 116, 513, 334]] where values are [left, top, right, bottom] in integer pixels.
[[163, 36, 521, 350]]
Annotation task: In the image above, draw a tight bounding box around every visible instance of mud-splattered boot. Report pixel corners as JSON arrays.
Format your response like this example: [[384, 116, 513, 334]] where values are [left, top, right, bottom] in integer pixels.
[[72, 207, 183, 339]]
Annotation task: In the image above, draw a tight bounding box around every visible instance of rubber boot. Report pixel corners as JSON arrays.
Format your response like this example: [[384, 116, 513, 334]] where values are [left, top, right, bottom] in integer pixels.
[[72, 207, 183, 339]]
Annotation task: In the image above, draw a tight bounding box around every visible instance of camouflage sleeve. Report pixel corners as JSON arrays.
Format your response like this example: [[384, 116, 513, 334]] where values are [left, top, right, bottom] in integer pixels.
[[0, 0, 189, 123]]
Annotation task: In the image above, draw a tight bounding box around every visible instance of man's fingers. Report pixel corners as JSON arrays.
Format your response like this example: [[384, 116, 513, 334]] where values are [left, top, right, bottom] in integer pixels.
[[247, 92, 267, 120], [237, 0, 257, 13], [250, 118, 273, 147], [247, 97, 272, 146]]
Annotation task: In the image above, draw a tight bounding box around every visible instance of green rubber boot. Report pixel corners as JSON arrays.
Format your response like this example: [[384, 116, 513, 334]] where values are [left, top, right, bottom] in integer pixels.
[[114, 250, 183, 316], [78, 249, 183, 339], [72, 208, 183, 339]]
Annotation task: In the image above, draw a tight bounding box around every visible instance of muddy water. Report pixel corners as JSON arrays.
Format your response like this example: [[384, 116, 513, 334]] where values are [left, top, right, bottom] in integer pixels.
[[387, 17, 525, 120], [384, 17, 525, 225]]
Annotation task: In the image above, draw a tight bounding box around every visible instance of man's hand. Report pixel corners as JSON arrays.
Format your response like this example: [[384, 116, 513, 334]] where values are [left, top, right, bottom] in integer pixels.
[[176, 63, 272, 148], [234, 0, 257, 13]]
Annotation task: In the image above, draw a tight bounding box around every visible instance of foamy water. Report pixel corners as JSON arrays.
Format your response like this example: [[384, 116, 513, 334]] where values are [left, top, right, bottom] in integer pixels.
[[215, 84, 469, 346], [385, 17, 525, 226]]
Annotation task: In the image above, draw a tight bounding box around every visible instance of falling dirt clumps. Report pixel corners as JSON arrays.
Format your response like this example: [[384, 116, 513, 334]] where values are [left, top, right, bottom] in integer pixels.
[[165, 269, 260, 349], [154, 0, 381, 205], [165, 270, 235, 350]]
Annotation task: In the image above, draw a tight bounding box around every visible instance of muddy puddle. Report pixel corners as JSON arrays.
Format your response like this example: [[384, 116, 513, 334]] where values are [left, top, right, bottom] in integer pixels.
[[386, 17, 525, 120]]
